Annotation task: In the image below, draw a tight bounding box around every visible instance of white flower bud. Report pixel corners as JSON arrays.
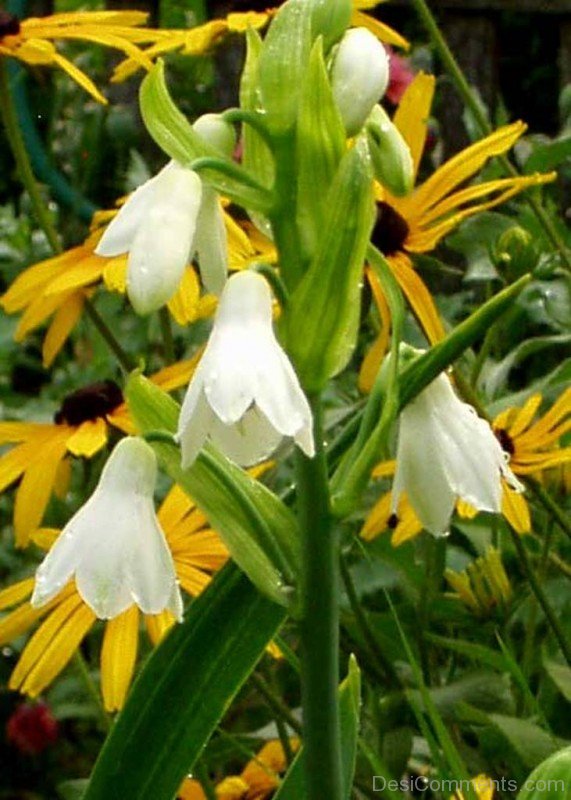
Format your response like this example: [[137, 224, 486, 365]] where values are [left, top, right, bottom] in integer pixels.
[[193, 113, 236, 158], [330, 28, 389, 136], [366, 104, 414, 196]]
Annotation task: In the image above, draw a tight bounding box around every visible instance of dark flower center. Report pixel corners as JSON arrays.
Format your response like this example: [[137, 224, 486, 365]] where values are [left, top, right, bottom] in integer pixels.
[[54, 380, 123, 426], [494, 427, 515, 456], [0, 12, 20, 38], [387, 513, 399, 530], [371, 202, 410, 257]]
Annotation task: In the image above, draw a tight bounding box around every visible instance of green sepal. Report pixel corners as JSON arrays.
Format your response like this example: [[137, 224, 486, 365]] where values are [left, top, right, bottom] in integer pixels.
[[296, 37, 346, 264], [283, 138, 375, 392], [399, 273, 532, 410], [331, 247, 403, 515], [240, 28, 275, 193], [309, 0, 351, 51], [126, 372, 301, 610], [83, 564, 285, 800], [366, 105, 414, 197], [258, 0, 312, 135], [140, 61, 273, 212], [273, 656, 361, 800]]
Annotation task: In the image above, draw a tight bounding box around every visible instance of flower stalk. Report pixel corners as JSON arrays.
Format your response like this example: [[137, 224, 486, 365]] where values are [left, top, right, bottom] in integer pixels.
[[296, 395, 343, 800]]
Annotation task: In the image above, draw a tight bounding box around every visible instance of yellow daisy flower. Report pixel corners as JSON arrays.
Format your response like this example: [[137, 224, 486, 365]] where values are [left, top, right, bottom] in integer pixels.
[[360, 72, 557, 392], [0, 483, 229, 712], [178, 738, 300, 800], [0, 9, 170, 103], [362, 389, 571, 543], [0, 357, 199, 547], [112, 2, 408, 83], [0, 209, 274, 367]]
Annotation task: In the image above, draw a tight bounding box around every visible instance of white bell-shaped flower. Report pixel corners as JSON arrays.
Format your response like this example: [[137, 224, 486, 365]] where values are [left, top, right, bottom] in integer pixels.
[[177, 270, 315, 468], [392, 373, 523, 536], [31, 437, 183, 621], [95, 114, 235, 312]]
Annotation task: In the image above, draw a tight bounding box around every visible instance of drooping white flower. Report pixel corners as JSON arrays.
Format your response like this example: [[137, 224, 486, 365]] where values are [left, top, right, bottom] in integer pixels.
[[392, 372, 523, 536], [95, 115, 235, 313], [330, 27, 390, 137], [177, 270, 315, 468], [31, 437, 183, 621]]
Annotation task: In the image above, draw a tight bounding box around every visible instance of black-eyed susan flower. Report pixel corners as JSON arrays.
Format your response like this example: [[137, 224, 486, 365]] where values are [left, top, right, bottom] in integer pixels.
[[112, 2, 408, 84], [0, 358, 199, 547], [360, 72, 557, 391], [0, 9, 169, 103], [444, 547, 512, 617], [0, 481, 229, 712], [362, 388, 571, 543], [0, 207, 273, 367], [178, 739, 299, 800]]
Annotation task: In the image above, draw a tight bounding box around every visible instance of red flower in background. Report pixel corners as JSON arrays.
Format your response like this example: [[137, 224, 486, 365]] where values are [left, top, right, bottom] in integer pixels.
[[6, 701, 59, 755], [385, 45, 415, 104]]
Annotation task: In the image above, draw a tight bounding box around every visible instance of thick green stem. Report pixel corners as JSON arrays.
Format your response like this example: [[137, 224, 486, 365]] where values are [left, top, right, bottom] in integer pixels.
[[296, 396, 342, 800], [410, 0, 571, 272], [510, 527, 571, 667]]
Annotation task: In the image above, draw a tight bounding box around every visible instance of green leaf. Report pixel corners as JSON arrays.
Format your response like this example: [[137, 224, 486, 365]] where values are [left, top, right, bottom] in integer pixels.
[[258, 0, 312, 135], [273, 656, 361, 800], [84, 565, 285, 800], [544, 661, 571, 703], [425, 634, 508, 672], [517, 746, 571, 800], [284, 138, 374, 391], [399, 273, 532, 410], [409, 672, 514, 721], [524, 136, 571, 174], [140, 62, 273, 212], [126, 373, 301, 609], [58, 780, 89, 800], [240, 29, 275, 191]]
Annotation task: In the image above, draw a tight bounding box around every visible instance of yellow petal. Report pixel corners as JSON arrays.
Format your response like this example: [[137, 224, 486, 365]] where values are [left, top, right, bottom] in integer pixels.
[[372, 460, 397, 479], [65, 417, 108, 458], [145, 610, 175, 645], [13, 596, 96, 697], [51, 52, 107, 104], [172, 531, 228, 568], [149, 353, 202, 392], [0, 421, 48, 445], [181, 19, 228, 55], [359, 267, 392, 393], [101, 606, 140, 712], [42, 292, 86, 367], [390, 253, 446, 344], [167, 268, 200, 326], [14, 38, 57, 65], [509, 394, 543, 438], [411, 122, 527, 214], [393, 72, 435, 181], [0, 441, 41, 493], [0, 583, 75, 645], [0, 249, 79, 313], [361, 491, 393, 541], [158, 484, 195, 531], [14, 289, 73, 341], [53, 456, 72, 500], [227, 11, 270, 32], [351, 10, 409, 50], [0, 578, 34, 611], [23, 11, 149, 28], [14, 431, 68, 547], [518, 387, 571, 445], [176, 564, 212, 596], [106, 406, 137, 435], [514, 448, 571, 474], [502, 486, 531, 534], [102, 256, 127, 293], [29, 528, 60, 551], [43, 256, 103, 295], [178, 778, 207, 800]]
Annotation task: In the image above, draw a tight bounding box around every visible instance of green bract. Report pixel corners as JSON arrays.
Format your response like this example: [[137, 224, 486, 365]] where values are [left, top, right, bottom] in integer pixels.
[[366, 104, 415, 197], [283, 138, 375, 391]]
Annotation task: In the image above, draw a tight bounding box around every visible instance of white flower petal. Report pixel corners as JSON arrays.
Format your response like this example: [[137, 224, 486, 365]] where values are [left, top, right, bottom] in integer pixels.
[[210, 406, 283, 467], [127, 168, 202, 315], [194, 186, 228, 295], [178, 389, 213, 469], [95, 170, 162, 257]]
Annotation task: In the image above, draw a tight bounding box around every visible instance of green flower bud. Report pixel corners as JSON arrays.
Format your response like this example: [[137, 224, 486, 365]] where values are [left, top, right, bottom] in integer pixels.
[[494, 225, 538, 279], [309, 0, 351, 51], [193, 113, 236, 158], [330, 28, 389, 137], [366, 105, 414, 196]]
